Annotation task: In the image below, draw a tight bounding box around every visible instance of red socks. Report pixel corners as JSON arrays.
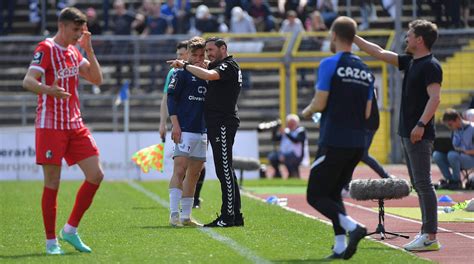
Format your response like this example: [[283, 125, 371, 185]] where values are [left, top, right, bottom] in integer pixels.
[[67, 181, 100, 227], [41, 187, 58, 239]]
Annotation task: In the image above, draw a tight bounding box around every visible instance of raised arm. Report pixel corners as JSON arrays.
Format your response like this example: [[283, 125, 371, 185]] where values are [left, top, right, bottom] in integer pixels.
[[78, 25, 103, 85], [167, 59, 220, 80], [354, 35, 399, 67]]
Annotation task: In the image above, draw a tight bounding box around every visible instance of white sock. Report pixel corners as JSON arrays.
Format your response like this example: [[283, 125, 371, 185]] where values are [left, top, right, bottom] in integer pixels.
[[338, 213, 357, 232], [63, 223, 77, 234], [334, 235, 347, 254], [180, 197, 194, 220], [46, 238, 58, 247], [169, 188, 182, 214]]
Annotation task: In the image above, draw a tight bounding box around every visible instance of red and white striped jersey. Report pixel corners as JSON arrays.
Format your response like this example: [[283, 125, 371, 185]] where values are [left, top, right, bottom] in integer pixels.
[[29, 38, 89, 130]]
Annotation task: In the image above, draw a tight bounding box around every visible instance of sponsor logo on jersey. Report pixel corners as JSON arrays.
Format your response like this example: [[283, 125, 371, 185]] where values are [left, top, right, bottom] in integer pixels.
[[336, 66, 373, 82], [197, 86, 207, 95], [188, 95, 205, 101], [57, 66, 79, 78], [32, 51, 43, 65]]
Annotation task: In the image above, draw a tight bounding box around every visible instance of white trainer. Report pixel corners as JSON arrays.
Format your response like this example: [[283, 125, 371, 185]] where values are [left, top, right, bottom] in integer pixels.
[[403, 233, 441, 252], [169, 212, 182, 227]]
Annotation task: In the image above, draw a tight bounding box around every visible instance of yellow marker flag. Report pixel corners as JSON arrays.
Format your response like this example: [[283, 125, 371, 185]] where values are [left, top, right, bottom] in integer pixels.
[[132, 143, 165, 173]]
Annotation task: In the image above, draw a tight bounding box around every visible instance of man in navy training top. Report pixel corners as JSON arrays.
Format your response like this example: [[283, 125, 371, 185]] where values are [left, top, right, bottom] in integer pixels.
[[354, 19, 442, 251], [167, 36, 208, 227], [168, 37, 244, 227], [302, 16, 373, 260], [160, 40, 206, 209]]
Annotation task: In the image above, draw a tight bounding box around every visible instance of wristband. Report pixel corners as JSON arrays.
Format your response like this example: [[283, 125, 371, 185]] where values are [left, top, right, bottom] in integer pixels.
[[416, 121, 426, 128], [183, 62, 190, 70]]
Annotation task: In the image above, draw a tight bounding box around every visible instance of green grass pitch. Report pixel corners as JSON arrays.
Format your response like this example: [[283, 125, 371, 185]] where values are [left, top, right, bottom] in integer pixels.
[[0, 180, 431, 263]]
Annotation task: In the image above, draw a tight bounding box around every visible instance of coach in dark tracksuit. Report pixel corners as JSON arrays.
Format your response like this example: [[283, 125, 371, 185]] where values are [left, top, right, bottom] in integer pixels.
[[302, 17, 372, 260], [167, 37, 244, 227]]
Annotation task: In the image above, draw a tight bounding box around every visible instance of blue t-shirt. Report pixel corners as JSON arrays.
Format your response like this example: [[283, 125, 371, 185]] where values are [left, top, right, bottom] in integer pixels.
[[316, 52, 374, 148], [167, 69, 207, 133]]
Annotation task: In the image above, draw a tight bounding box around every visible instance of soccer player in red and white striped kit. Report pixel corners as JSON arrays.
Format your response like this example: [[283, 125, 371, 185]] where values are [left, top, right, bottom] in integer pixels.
[[22, 7, 103, 255]]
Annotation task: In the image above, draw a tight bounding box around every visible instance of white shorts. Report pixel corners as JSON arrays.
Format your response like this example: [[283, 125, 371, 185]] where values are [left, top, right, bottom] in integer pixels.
[[173, 132, 207, 161]]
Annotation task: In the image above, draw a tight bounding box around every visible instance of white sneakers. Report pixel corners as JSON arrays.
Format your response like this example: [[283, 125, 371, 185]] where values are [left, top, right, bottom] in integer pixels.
[[403, 233, 441, 251], [169, 212, 183, 227]]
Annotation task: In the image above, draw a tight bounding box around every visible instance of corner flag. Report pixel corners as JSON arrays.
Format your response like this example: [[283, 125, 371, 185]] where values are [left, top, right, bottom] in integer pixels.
[[114, 80, 130, 106]]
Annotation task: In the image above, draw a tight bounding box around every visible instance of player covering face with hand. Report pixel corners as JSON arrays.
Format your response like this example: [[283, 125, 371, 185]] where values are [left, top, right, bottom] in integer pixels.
[[22, 7, 104, 255]]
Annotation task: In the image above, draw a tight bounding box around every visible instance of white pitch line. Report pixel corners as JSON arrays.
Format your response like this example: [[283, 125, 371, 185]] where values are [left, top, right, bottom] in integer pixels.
[[241, 191, 403, 251], [343, 201, 474, 240], [127, 181, 272, 264]]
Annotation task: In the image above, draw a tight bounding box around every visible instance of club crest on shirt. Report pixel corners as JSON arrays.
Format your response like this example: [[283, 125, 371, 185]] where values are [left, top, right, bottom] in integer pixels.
[[45, 150, 53, 159], [31, 51, 43, 65]]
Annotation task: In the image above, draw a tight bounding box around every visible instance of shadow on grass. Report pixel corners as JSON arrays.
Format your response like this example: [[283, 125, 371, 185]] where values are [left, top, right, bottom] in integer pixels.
[[0, 252, 78, 259], [131, 206, 159, 210], [138, 225, 182, 229], [272, 258, 335, 263]]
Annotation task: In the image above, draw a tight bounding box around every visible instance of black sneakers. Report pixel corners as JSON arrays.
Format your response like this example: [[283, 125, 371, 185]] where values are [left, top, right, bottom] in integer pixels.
[[203, 213, 244, 228], [235, 213, 244, 227], [193, 198, 202, 209], [325, 251, 345, 259], [343, 224, 367, 260]]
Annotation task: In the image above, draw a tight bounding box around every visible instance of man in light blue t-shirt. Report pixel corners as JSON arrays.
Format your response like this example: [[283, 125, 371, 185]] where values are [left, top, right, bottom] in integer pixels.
[[433, 108, 474, 190]]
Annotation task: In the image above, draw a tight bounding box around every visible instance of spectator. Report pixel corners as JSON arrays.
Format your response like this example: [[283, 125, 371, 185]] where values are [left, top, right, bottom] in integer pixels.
[[28, 0, 69, 35], [175, 0, 192, 34], [359, 0, 377, 30], [381, 0, 396, 19], [0, 0, 15, 35], [305, 10, 327, 31], [110, 0, 141, 35], [142, 2, 172, 35], [230, 6, 256, 33], [268, 114, 307, 178], [135, 0, 156, 34], [248, 0, 275, 32], [161, 0, 178, 33], [221, 0, 250, 22], [110, 0, 142, 89], [461, 0, 471, 28], [445, 0, 462, 28], [433, 109, 474, 190], [86, 7, 102, 35], [194, 5, 222, 34], [230, 6, 255, 92], [280, 10, 305, 34], [317, 0, 338, 28], [278, 0, 308, 21]]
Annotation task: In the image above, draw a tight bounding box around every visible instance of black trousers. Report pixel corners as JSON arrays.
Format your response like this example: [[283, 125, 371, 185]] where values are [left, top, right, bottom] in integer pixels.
[[306, 146, 364, 235], [207, 122, 241, 218]]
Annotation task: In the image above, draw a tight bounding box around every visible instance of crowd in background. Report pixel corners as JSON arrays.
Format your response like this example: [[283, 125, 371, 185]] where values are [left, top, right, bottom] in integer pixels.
[[0, 0, 471, 36]]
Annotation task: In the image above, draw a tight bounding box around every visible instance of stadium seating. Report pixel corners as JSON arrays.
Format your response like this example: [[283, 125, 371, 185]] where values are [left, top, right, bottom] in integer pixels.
[[2, 0, 473, 162]]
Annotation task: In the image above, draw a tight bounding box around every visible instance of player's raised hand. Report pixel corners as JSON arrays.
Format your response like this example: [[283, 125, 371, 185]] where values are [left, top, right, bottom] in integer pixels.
[[78, 24, 93, 52], [49, 78, 71, 99], [167, 59, 185, 68]]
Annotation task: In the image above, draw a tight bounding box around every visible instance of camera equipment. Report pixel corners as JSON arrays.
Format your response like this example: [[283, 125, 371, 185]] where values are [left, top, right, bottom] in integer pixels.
[[257, 119, 281, 132]]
